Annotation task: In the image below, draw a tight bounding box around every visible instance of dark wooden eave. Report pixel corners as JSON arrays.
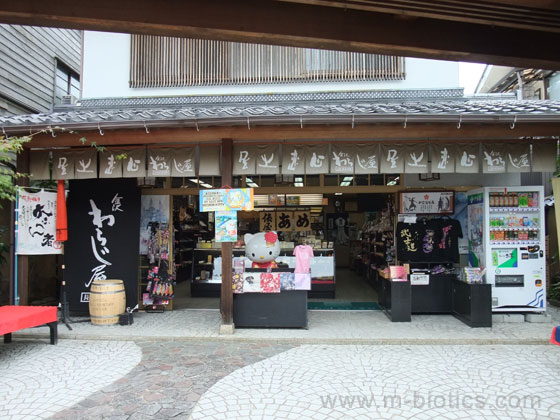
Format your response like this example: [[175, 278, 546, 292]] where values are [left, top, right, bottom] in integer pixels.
[[0, 0, 560, 69]]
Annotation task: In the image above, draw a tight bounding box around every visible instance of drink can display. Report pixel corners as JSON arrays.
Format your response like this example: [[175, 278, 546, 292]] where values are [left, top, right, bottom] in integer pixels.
[[528, 193, 533, 207], [513, 193, 519, 207], [532, 192, 538, 207]]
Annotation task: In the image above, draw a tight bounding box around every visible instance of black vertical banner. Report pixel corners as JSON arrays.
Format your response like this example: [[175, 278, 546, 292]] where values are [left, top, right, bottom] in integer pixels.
[[66, 179, 140, 314]]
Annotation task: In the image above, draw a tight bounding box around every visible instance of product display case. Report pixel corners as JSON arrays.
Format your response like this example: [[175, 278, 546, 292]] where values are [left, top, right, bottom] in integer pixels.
[[191, 247, 335, 298], [467, 186, 546, 312]]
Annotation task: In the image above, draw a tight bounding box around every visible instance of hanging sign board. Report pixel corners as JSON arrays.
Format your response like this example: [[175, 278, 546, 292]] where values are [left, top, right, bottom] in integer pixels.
[[399, 191, 454, 214], [16, 190, 63, 255], [215, 211, 238, 242], [260, 211, 277, 231], [199, 188, 254, 212]]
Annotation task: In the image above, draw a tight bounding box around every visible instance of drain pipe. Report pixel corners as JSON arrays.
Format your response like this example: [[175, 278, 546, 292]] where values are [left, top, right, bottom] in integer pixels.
[[516, 71, 524, 100]]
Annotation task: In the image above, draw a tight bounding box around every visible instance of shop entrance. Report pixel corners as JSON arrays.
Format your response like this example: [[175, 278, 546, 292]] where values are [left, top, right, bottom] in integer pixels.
[[151, 192, 396, 311]]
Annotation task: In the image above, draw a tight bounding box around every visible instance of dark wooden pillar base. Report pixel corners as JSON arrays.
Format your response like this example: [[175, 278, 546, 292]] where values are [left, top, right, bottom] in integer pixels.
[[220, 138, 234, 326]]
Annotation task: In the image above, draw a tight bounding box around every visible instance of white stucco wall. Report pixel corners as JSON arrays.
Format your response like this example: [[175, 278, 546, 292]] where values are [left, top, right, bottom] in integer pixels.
[[82, 31, 460, 99]]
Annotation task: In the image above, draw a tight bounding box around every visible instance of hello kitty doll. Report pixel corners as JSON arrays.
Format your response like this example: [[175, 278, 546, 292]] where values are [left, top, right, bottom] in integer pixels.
[[244, 231, 281, 269]]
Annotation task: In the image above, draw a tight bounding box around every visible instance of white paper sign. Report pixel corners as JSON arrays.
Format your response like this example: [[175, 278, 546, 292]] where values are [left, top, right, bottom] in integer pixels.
[[410, 274, 429, 285], [17, 190, 63, 255]]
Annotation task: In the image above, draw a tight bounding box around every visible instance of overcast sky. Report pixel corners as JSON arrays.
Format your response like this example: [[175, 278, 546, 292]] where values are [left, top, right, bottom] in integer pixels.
[[459, 62, 486, 94]]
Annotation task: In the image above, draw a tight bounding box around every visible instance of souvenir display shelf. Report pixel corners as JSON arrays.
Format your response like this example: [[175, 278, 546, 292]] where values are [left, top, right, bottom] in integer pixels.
[[191, 248, 335, 298], [233, 268, 308, 328]]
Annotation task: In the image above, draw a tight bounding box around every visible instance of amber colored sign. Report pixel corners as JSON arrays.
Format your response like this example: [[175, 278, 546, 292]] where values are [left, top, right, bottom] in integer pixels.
[[276, 211, 294, 232], [259, 211, 276, 231], [294, 211, 311, 231]]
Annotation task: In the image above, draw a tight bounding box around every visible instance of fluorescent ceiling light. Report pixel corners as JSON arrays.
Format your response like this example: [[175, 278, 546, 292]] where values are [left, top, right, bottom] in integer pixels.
[[294, 182, 304, 187], [253, 194, 324, 205], [295, 177, 303, 182], [189, 178, 201, 184], [335, 193, 343, 196], [340, 181, 351, 186], [343, 176, 353, 182]]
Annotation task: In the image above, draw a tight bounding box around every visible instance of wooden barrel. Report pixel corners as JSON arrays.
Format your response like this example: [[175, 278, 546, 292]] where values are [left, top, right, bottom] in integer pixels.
[[89, 280, 126, 325]]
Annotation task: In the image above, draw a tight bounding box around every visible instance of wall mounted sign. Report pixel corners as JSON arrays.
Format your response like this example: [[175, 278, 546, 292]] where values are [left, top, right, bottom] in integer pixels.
[[399, 191, 454, 214], [200, 188, 254, 212]]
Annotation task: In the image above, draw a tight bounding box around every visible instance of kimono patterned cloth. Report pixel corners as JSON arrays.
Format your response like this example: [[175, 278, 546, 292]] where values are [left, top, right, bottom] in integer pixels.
[[260, 273, 281, 293]]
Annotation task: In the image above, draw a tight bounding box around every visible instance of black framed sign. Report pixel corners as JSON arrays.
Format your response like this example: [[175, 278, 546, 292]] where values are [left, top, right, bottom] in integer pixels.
[[65, 179, 141, 314]]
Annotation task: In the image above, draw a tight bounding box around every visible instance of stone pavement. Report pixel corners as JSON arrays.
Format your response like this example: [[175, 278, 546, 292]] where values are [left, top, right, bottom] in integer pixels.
[[51, 341, 292, 420], [12, 307, 560, 344], [0, 340, 141, 419], [190, 344, 560, 420]]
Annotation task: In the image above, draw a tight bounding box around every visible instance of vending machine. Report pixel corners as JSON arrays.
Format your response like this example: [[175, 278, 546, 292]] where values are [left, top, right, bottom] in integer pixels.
[[467, 186, 546, 312]]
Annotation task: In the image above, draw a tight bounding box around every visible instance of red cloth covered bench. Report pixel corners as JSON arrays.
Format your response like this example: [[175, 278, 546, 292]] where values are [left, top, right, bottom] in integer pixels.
[[0, 306, 58, 345]]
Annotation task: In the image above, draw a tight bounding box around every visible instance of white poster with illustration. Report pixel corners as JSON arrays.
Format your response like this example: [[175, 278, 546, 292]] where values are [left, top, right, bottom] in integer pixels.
[[400, 191, 454, 214], [139, 195, 170, 254], [17, 190, 62, 255]]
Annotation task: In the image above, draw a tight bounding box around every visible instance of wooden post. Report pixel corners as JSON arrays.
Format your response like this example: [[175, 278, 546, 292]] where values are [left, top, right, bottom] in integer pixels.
[[220, 139, 234, 327], [16, 149, 30, 305]]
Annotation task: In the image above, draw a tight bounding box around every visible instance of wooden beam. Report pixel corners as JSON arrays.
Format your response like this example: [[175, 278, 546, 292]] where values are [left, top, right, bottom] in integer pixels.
[[25, 123, 560, 148], [220, 139, 233, 326], [0, 0, 559, 68]]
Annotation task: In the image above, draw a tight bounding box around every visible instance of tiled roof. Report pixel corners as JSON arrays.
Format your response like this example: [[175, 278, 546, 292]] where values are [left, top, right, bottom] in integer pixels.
[[1, 95, 560, 134]]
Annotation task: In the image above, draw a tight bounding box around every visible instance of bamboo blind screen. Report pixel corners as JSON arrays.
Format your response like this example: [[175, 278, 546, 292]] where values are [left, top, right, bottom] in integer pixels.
[[130, 35, 405, 88]]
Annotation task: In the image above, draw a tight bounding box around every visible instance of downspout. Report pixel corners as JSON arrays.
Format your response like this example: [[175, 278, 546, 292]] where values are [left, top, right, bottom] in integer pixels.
[[517, 71, 524, 100]]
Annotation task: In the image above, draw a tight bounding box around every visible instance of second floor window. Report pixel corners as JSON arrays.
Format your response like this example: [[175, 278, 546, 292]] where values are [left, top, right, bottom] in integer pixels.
[[55, 61, 80, 103], [130, 35, 405, 88]]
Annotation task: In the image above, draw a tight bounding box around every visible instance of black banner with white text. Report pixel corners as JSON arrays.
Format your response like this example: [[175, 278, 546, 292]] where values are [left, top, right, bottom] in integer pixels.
[[65, 179, 140, 314]]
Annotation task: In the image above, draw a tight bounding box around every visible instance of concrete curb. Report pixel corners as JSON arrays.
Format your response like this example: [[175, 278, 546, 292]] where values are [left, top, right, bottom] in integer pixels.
[[11, 332, 550, 346]]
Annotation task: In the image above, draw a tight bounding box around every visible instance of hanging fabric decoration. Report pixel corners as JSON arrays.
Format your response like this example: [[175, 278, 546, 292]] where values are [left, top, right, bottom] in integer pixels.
[[233, 145, 257, 175], [330, 144, 354, 174], [147, 148, 172, 177], [506, 143, 531, 173], [482, 143, 506, 173], [404, 143, 429, 174], [455, 143, 480, 173], [430, 144, 455, 173], [99, 149, 124, 178], [305, 144, 329, 174], [52, 150, 75, 180], [29, 150, 51, 180], [73, 149, 98, 179], [122, 148, 147, 178], [281, 144, 305, 175], [354, 144, 379, 174], [380, 144, 404, 173], [531, 141, 557, 172], [16, 189, 62, 255], [256, 144, 280, 175], [198, 145, 221, 176], [171, 147, 195, 177]]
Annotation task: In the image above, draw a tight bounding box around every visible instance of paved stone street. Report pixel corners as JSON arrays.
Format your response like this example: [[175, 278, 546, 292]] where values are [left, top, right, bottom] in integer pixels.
[[51, 341, 293, 420], [1, 339, 559, 419], [0, 340, 141, 419], [191, 345, 560, 420]]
